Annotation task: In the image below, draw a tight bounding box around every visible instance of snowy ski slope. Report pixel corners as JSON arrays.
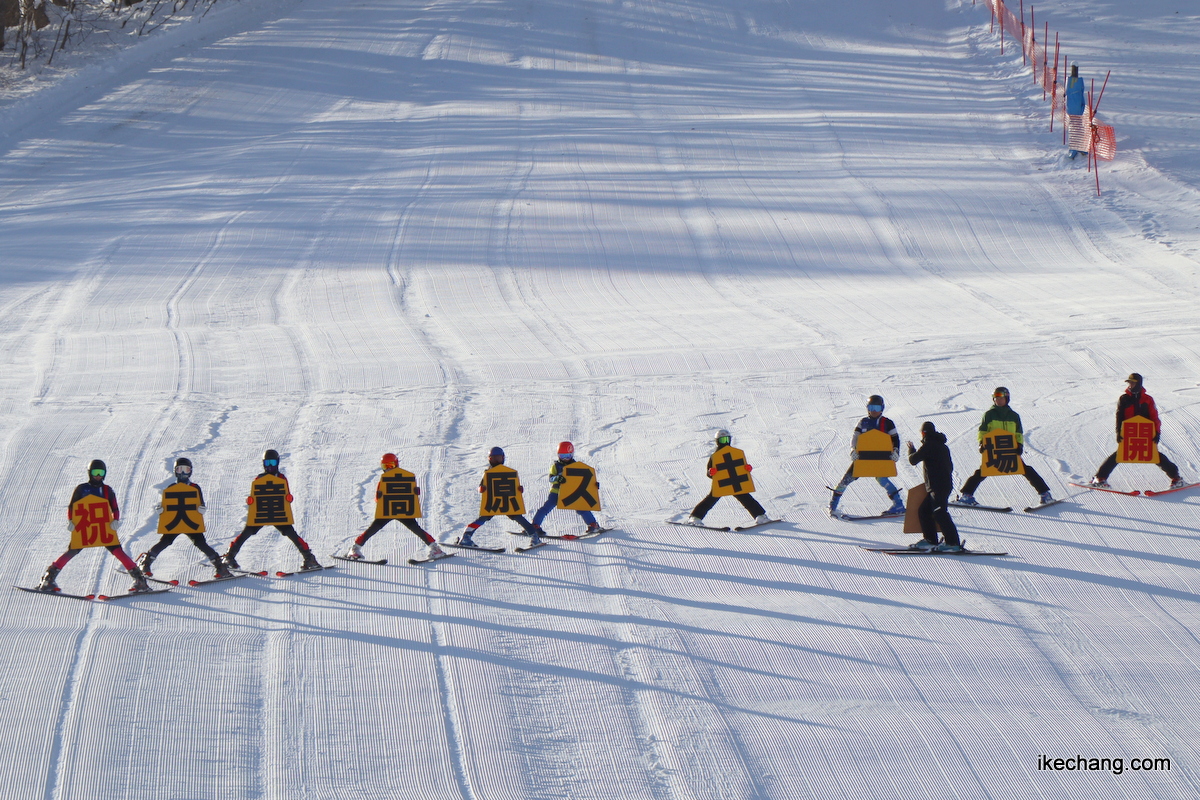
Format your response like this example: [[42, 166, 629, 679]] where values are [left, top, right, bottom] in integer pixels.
[[2, 0, 1199, 797]]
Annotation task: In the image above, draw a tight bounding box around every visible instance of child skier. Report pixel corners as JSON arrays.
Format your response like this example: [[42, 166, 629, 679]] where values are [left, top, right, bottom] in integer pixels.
[[342, 453, 447, 562], [455, 447, 540, 548], [137, 457, 233, 580], [957, 387, 1055, 506], [828, 395, 905, 517], [222, 449, 322, 571], [36, 459, 151, 594], [683, 429, 772, 527], [529, 441, 603, 537], [1091, 374, 1186, 489]]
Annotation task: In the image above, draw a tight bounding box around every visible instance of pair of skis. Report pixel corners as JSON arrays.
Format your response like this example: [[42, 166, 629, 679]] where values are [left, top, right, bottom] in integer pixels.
[[859, 546, 1008, 557], [1068, 481, 1200, 497], [16, 585, 173, 602], [333, 551, 456, 566], [664, 519, 782, 532], [950, 499, 1066, 514]]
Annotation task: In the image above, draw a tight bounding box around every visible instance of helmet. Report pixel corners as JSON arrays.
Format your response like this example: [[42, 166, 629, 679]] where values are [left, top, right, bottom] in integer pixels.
[[1126, 372, 1143, 388], [264, 449, 280, 461], [867, 395, 885, 413], [88, 459, 107, 478], [993, 386, 1010, 400], [174, 457, 193, 478], [381, 453, 399, 469], [557, 441, 575, 461], [921, 421, 937, 437], [488, 446, 505, 466], [263, 449, 280, 469], [715, 429, 732, 447]]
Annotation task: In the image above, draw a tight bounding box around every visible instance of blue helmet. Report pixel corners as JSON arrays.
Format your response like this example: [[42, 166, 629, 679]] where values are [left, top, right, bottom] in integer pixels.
[[488, 446, 505, 465]]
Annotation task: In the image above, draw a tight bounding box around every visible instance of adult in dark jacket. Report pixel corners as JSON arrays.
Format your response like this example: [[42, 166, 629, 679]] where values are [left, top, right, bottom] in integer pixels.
[[906, 422, 963, 552], [1091, 374, 1185, 488]]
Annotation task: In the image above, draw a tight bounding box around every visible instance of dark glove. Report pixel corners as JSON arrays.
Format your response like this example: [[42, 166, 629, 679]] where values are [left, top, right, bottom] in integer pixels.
[[1017, 444, 1024, 455], [978, 444, 986, 453], [1153, 434, 1161, 444]]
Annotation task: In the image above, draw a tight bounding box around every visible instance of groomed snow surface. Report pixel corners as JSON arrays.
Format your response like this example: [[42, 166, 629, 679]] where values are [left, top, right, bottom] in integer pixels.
[[2, 0, 1199, 797]]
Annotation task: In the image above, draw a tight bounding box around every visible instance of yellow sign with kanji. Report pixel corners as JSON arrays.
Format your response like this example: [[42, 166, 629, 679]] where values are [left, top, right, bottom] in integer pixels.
[[710, 445, 755, 497], [247, 474, 294, 526], [556, 461, 601, 511], [70, 494, 121, 549], [375, 467, 422, 519], [479, 465, 526, 516], [1117, 415, 1160, 464], [852, 429, 898, 478], [979, 429, 1027, 477], [157, 484, 205, 534]]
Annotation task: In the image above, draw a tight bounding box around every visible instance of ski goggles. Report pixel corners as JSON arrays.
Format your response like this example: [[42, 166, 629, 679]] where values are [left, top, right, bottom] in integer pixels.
[[89, 468, 106, 478], [263, 458, 279, 467], [558, 453, 574, 461], [866, 404, 884, 413], [174, 465, 193, 476]]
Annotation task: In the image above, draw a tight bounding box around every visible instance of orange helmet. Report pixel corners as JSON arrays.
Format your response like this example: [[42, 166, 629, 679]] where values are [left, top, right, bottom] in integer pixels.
[[381, 453, 399, 469]]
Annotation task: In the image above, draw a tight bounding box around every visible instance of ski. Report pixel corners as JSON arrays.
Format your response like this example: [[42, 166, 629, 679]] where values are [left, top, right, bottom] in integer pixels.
[[274, 565, 335, 578], [1144, 482, 1200, 497], [444, 541, 506, 553], [949, 502, 1013, 513], [1023, 499, 1068, 513], [514, 540, 550, 553], [186, 574, 249, 587], [887, 549, 1008, 557], [1068, 482, 1140, 496], [834, 512, 904, 521], [407, 552, 456, 565], [228, 567, 270, 577], [16, 586, 100, 601], [665, 520, 731, 531], [332, 555, 388, 565], [734, 519, 783, 531], [551, 527, 613, 540]]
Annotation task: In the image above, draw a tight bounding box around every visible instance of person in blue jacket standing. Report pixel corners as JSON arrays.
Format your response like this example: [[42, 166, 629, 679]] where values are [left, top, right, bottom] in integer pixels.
[[1066, 64, 1086, 159]]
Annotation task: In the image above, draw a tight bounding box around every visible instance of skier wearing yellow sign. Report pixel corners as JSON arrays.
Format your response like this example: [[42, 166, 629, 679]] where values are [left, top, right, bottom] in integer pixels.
[[453, 447, 541, 549], [529, 441, 604, 538], [35, 459, 151, 594], [341, 453, 448, 563], [1090, 374, 1185, 490], [682, 430, 772, 527], [956, 388, 1054, 507], [828, 395, 905, 518], [135, 457, 233, 580], [221, 449, 322, 572]]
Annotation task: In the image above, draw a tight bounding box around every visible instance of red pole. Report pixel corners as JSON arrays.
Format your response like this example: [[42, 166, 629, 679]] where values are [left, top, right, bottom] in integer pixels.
[[1000, 4, 1005, 55], [1020, 0, 1026, 66], [1093, 70, 1111, 116], [1062, 54, 1068, 144], [1043, 21, 1049, 96], [991, 0, 995, 34], [1087, 78, 1095, 174], [1050, 34, 1060, 130], [1031, 8, 1036, 80]]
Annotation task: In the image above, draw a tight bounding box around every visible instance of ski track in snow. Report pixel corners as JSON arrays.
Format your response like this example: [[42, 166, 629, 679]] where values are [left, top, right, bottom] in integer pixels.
[[1, 0, 1200, 797]]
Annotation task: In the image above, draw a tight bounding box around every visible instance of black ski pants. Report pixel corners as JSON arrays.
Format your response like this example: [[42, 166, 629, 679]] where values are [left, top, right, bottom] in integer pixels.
[[145, 533, 222, 563], [917, 489, 960, 546], [691, 492, 765, 520], [1095, 451, 1179, 482], [960, 464, 1049, 496], [356, 518, 434, 546], [226, 525, 310, 557]]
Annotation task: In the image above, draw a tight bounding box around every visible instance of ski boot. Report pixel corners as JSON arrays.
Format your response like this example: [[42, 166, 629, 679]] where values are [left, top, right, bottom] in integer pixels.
[[1170, 477, 1187, 489], [36, 565, 62, 593], [585, 523, 602, 534], [1089, 477, 1111, 489], [210, 557, 234, 579], [1038, 491, 1054, 505], [955, 494, 980, 506], [683, 516, 705, 527], [135, 551, 156, 577], [343, 543, 365, 560], [300, 551, 322, 571], [884, 497, 905, 516], [221, 552, 241, 571], [457, 529, 477, 548], [128, 566, 152, 593], [908, 539, 937, 551], [425, 541, 448, 560], [934, 540, 965, 553], [754, 514, 772, 525]]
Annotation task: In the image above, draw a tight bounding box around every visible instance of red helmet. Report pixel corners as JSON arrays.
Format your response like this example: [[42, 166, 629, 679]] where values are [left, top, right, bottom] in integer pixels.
[[557, 441, 574, 459], [381, 453, 398, 469]]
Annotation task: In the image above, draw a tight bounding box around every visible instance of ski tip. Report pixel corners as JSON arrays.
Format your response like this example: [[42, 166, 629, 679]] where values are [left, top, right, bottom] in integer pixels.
[[91, 594, 104, 601], [188, 580, 200, 587]]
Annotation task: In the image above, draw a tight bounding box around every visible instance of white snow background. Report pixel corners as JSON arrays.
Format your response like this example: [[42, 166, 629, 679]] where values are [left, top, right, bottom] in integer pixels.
[[2, 0, 1200, 797]]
